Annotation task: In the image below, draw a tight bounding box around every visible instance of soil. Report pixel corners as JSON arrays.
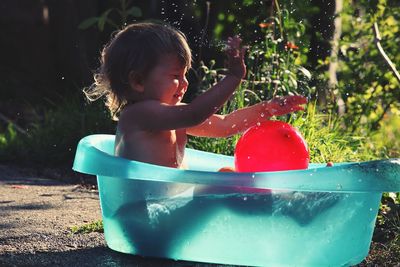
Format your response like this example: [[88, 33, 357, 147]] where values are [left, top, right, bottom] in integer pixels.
[[0, 164, 396, 267], [0, 164, 211, 267]]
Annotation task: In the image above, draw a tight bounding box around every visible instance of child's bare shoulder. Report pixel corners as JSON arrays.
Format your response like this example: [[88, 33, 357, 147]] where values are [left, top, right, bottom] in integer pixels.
[[120, 100, 159, 119], [118, 102, 145, 131], [121, 101, 190, 122], [118, 100, 166, 130]]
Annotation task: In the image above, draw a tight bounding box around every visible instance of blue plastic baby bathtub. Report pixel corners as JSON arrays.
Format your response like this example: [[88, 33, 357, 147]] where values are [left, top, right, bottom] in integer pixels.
[[73, 134, 400, 267]]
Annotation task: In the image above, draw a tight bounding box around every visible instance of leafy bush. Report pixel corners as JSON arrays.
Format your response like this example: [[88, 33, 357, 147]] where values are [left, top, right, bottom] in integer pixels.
[[0, 94, 115, 166], [338, 0, 400, 130], [78, 0, 142, 32]]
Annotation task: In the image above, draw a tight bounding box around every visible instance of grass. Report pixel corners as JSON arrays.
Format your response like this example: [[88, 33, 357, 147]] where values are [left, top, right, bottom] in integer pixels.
[[0, 93, 115, 167], [70, 220, 104, 234]]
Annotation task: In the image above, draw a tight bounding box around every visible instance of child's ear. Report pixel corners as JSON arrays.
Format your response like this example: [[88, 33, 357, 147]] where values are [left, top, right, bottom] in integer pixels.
[[128, 71, 144, 93]]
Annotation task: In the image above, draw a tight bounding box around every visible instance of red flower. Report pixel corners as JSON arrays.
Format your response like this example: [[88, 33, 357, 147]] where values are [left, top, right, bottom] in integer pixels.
[[285, 42, 299, 50], [259, 22, 273, 28]]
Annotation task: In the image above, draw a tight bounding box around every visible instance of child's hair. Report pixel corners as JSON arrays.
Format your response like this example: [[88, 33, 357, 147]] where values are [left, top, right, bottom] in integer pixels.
[[84, 22, 192, 120]]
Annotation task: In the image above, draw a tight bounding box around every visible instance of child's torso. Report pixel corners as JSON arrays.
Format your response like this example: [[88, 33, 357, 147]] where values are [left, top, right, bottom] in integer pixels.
[[115, 126, 187, 169]]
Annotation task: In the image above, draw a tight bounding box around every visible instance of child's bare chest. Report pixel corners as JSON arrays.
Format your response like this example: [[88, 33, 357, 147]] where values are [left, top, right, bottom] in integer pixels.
[[160, 129, 187, 154], [146, 129, 187, 167]]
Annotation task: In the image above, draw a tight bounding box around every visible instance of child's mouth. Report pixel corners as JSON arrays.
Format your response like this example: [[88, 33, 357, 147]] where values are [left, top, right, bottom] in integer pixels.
[[173, 93, 183, 99]]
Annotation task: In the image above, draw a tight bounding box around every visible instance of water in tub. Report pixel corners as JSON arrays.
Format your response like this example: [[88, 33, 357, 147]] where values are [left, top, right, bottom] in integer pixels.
[[100, 175, 380, 265]]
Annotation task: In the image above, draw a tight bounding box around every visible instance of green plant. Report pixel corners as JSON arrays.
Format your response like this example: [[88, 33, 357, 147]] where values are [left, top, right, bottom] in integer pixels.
[[188, 1, 315, 158], [338, 0, 400, 131], [242, 1, 313, 101], [0, 93, 115, 166], [0, 124, 22, 160], [291, 105, 363, 163], [78, 0, 142, 32], [370, 112, 400, 158], [70, 220, 103, 234]]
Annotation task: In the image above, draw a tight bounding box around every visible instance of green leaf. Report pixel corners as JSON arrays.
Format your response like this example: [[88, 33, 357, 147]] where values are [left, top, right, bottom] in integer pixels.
[[126, 6, 142, 17], [298, 66, 312, 79], [98, 9, 114, 32], [289, 74, 298, 89], [242, 0, 254, 6], [78, 17, 99, 30]]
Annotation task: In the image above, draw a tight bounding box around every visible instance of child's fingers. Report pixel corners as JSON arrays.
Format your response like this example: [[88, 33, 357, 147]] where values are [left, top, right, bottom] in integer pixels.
[[227, 36, 240, 46], [232, 36, 242, 49], [289, 95, 308, 104], [226, 37, 235, 48], [226, 36, 242, 51], [290, 105, 305, 112], [277, 95, 307, 107], [268, 97, 305, 113], [277, 105, 304, 116]]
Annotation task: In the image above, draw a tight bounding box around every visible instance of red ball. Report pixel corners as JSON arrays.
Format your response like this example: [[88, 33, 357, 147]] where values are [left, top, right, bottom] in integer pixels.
[[234, 121, 309, 172]]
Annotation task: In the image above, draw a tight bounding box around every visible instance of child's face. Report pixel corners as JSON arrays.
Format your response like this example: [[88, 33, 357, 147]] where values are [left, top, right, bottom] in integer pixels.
[[142, 54, 188, 105]]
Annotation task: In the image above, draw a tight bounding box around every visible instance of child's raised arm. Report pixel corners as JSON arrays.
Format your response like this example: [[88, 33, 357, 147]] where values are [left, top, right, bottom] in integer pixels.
[[122, 36, 246, 131], [187, 95, 307, 138]]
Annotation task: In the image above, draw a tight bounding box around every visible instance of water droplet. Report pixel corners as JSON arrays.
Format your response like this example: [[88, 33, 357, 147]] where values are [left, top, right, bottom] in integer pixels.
[[260, 113, 265, 117], [231, 124, 236, 128], [336, 184, 343, 190]]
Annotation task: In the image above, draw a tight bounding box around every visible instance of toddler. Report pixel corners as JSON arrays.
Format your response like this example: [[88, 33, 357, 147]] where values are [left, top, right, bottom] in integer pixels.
[[85, 22, 307, 170], [84, 22, 307, 226]]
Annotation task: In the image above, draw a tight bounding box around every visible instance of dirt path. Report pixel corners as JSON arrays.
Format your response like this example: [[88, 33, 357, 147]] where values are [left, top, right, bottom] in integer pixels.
[[0, 165, 225, 267]]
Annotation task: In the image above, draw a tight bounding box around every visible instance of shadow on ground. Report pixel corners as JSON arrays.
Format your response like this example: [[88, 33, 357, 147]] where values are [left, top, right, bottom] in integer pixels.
[[0, 247, 216, 267]]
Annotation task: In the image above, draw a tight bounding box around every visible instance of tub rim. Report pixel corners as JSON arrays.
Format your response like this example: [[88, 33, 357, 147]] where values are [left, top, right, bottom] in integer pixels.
[[73, 134, 400, 193]]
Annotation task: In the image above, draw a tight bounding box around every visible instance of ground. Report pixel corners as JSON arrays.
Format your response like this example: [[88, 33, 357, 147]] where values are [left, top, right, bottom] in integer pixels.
[[0, 164, 396, 267], [0, 164, 237, 267]]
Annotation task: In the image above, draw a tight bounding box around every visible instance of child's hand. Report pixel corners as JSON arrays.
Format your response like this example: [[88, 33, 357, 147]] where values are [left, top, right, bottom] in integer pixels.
[[263, 95, 307, 117], [225, 36, 247, 80]]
